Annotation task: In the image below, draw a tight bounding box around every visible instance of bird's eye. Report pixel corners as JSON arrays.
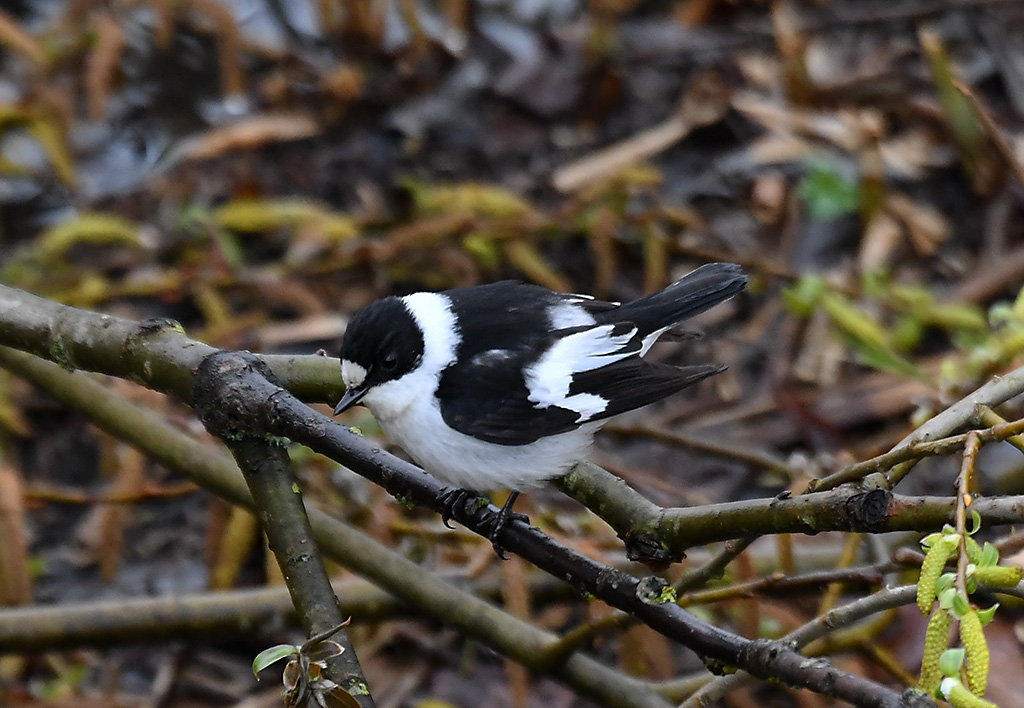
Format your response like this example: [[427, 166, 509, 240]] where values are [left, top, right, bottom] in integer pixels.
[[381, 352, 398, 370]]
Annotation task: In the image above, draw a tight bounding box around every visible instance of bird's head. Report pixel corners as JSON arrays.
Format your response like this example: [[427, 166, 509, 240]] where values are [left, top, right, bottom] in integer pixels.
[[334, 297, 425, 416]]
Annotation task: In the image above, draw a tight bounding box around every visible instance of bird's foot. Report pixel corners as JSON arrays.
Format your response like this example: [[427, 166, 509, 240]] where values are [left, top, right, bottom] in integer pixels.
[[437, 488, 529, 559], [489, 491, 529, 560], [437, 487, 472, 529]]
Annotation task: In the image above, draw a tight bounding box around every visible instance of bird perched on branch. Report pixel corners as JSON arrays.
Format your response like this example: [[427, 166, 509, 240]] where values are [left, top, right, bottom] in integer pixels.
[[334, 262, 746, 551]]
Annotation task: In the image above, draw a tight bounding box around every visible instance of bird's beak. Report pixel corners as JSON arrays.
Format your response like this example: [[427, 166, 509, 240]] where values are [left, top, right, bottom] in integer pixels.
[[333, 385, 368, 415]]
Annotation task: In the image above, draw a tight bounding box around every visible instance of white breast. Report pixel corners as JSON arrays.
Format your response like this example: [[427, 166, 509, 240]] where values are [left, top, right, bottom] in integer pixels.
[[372, 392, 600, 489]]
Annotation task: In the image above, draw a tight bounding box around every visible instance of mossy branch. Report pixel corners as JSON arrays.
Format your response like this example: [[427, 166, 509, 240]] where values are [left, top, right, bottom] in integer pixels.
[[0, 283, 925, 707], [0, 573, 576, 652], [193, 352, 374, 707], [0, 345, 671, 708], [0, 579, 401, 652], [559, 461, 1024, 560]]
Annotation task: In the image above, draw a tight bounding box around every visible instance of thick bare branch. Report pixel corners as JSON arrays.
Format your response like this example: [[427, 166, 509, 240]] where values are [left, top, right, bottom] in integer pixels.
[[194, 352, 374, 707], [0, 345, 671, 708], [0, 286, 939, 707]]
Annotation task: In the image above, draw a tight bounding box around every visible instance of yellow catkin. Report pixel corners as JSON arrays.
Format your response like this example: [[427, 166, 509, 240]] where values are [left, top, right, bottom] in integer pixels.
[[964, 536, 983, 564], [919, 610, 952, 694], [973, 564, 1023, 588], [941, 678, 998, 708], [959, 609, 990, 695], [917, 538, 957, 615]]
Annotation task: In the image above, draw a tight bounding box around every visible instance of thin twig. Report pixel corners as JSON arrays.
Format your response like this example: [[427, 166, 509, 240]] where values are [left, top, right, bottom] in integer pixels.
[[812, 415, 1024, 491], [536, 562, 887, 666], [682, 585, 913, 706], [22, 481, 200, 504], [885, 370, 1024, 487], [675, 539, 756, 593], [975, 406, 1024, 455], [953, 79, 1024, 197], [603, 423, 792, 477], [955, 432, 981, 600]]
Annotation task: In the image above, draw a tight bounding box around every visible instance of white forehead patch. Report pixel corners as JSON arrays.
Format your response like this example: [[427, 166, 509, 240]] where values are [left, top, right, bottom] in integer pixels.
[[400, 292, 461, 372], [341, 360, 367, 388]]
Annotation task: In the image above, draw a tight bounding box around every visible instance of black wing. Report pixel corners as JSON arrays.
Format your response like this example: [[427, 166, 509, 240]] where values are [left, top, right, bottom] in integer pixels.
[[436, 342, 582, 445], [436, 323, 722, 445]]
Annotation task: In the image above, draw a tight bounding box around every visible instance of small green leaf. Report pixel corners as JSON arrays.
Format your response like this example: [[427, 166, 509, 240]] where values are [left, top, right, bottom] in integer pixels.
[[977, 603, 999, 626], [797, 160, 861, 221], [952, 594, 970, 617], [939, 587, 958, 610], [781, 275, 825, 317], [969, 510, 982, 535], [253, 644, 300, 677], [939, 648, 965, 677], [937, 573, 956, 594], [980, 542, 999, 567]]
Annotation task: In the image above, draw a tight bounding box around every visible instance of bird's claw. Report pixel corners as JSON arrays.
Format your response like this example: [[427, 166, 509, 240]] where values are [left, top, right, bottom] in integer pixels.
[[491, 537, 510, 560], [489, 491, 528, 560], [438, 487, 470, 529], [438, 488, 530, 560]]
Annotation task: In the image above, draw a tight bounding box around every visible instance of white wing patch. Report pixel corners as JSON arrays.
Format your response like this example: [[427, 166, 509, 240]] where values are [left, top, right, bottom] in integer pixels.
[[547, 301, 597, 329], [525, 324, 638, 422], [640, 326, 669, 355]]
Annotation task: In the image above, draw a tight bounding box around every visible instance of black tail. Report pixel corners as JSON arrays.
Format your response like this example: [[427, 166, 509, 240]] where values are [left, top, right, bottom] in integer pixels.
[[600, 262, 746, 335]]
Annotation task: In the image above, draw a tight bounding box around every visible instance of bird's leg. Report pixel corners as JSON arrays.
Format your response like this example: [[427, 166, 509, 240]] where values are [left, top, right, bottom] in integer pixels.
[[489, 491, 530, 559]]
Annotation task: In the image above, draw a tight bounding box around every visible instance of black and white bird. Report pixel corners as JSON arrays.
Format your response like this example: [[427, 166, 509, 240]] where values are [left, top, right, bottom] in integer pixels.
[[334, 262, 746, 542]]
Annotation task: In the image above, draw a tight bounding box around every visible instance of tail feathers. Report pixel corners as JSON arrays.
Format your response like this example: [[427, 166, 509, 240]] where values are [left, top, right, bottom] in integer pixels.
[[586, 361, 727, 421], [661, 362, 727, 389], [605, 262, 746, 335]]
